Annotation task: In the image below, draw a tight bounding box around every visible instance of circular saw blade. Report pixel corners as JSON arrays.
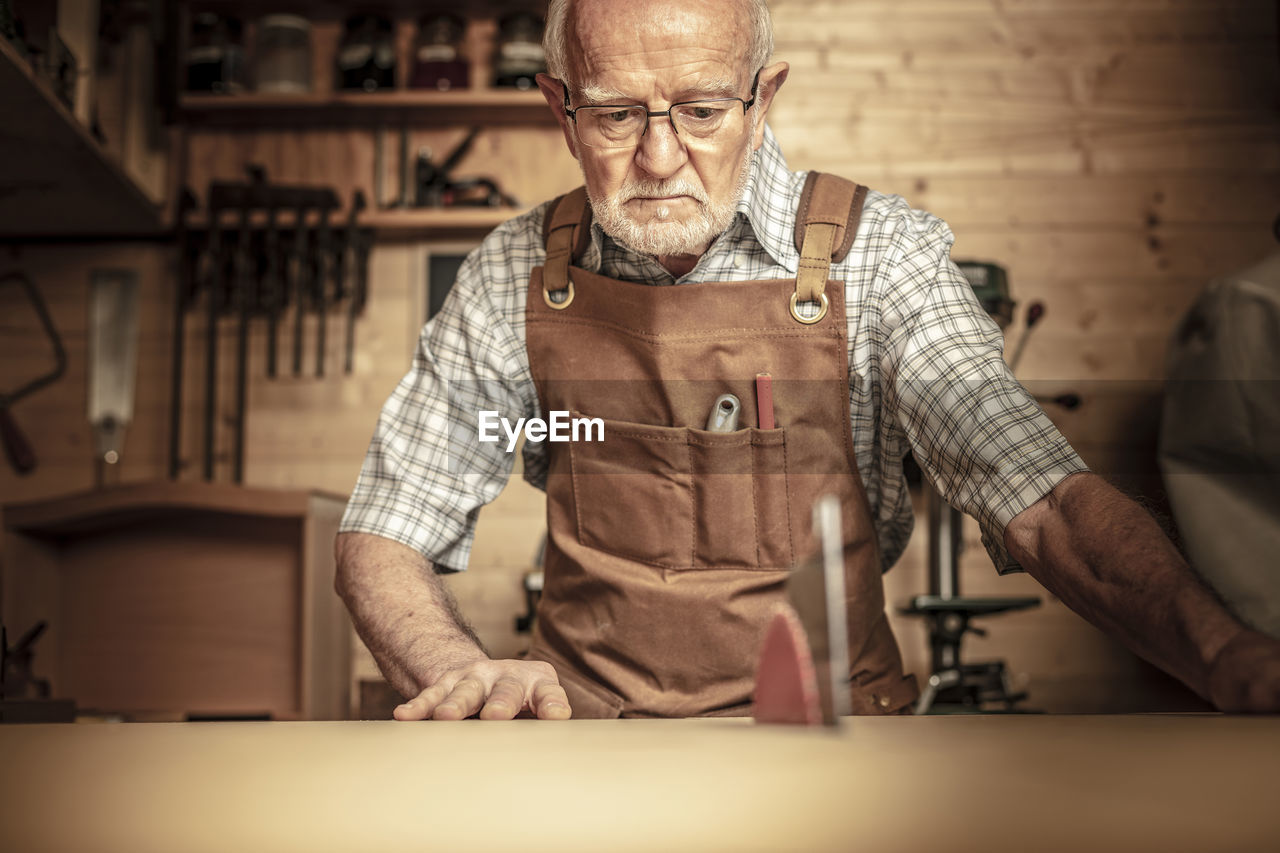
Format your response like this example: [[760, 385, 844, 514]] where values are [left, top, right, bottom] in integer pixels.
[[752, 605, 822, 726]]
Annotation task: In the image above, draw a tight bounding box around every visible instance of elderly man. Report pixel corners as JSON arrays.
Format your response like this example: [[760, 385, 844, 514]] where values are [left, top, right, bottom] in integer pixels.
[[335, 0, 1280, 719]]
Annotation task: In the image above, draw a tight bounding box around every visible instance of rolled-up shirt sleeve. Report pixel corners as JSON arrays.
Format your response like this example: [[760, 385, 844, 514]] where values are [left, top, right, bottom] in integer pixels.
[[339, 223, 542, 572], [882, 222, 1089, 573]]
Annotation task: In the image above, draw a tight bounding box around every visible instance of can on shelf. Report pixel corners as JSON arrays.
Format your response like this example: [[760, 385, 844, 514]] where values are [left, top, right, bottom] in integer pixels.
[[336, 14, 396, 92], [410, 13, 468, 92], [253, 14, 311, 94], [492, 12, 545, 90]]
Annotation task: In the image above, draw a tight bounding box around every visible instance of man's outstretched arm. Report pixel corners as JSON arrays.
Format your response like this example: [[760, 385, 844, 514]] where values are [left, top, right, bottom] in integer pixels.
[[334, 531, 571, 720], [1004, 472, 1280, 711]]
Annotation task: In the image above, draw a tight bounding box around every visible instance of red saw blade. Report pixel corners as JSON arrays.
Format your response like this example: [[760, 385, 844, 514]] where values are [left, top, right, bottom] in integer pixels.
[[752, 605, 822, 725]]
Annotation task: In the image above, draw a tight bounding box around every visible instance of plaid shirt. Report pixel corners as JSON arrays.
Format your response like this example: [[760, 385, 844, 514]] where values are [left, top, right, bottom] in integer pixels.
[[340, 126, 1086, 574]]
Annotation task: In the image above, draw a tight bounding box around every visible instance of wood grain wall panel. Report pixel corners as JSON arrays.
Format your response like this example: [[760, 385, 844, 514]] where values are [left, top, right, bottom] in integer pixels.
[[773, 118, 1280, 177], [952, 226, 1268, 280], [882, 176, 1278, 227], [770, 0, 1274, 46]]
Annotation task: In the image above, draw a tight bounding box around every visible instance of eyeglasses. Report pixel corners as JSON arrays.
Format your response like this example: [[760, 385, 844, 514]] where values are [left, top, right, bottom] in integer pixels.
[[562, 69, 761, 150]]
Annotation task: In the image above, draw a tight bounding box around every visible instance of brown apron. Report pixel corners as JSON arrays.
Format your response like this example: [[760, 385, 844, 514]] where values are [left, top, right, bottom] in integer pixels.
[[523, 173, 919, 718]]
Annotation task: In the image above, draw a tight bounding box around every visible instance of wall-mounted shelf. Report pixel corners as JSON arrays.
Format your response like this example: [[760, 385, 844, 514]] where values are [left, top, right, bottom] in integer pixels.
[[0, 36, 162, 238], [186, 205, 525, 237], [173, 6, 562, 240], [364, 206, 525, 236], [179, 88, 555, 127]]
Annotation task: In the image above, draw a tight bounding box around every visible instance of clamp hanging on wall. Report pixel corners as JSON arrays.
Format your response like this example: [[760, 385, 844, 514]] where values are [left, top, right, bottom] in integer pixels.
[[170, 167, 372, 483]]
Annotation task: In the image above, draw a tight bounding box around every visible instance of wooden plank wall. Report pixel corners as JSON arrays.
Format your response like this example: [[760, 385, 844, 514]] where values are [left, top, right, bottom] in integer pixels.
[[3, 0, 1278, 712], [767, 0, 1279, 711]]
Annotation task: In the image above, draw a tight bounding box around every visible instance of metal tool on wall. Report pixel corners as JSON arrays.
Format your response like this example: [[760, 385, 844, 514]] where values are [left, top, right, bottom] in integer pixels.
[[256, 179, 284, 379], [289, 194, 314, 378], [169, 189, 199, 479], [88, 269, 141, 484], [200, 188, 228, 481], [339, 190, 368, 375], [171, 167, 370, 483], [0, 617, 77, 722], [261, 182, 284, 379], [231, 170, 262, 482], [0, 271, 66, 475], [313, 196, 333, 378], [374, 126, 517, 210], [373, 125, 412, 210], [414, 127, 518, 208], [1, 620, 52, 699]]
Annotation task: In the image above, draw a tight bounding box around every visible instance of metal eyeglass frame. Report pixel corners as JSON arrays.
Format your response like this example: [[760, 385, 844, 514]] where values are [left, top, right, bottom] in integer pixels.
[[561, 68, 762, 148]]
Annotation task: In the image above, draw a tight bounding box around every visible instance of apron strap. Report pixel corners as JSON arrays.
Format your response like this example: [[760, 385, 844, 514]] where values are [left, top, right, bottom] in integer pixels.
[[541, 187, 592, 309], [539, 178, 868, 320], [791, 173, 867, 324]]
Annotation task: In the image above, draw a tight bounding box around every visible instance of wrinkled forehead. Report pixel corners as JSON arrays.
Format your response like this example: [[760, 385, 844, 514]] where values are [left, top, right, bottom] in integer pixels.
[[567, 0, 753, 87]]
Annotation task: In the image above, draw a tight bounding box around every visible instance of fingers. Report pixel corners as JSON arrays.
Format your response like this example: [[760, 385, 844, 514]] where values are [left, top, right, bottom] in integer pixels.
[[479, 677, 529, 720], [392, 661, 573, 721], [531, 679, 572, 720], [394, 681, 452, 721], [1208, 630, 1280, 712], [433, 678, 487, 720]]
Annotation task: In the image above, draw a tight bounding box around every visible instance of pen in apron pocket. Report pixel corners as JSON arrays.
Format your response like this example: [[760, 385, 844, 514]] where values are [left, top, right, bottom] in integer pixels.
[[756, 373, 775, 430]]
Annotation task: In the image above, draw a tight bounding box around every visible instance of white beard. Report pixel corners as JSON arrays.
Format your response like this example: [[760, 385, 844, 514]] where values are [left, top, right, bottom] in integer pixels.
[[585, 141, 756, 258]]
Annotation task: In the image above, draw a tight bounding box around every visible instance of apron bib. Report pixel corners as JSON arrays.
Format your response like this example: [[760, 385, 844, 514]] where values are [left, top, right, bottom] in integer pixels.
[[523, 174, 918, 718]]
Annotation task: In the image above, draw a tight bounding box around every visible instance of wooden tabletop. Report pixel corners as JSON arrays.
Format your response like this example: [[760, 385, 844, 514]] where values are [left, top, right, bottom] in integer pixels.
[[2, 715, 1278, 852]]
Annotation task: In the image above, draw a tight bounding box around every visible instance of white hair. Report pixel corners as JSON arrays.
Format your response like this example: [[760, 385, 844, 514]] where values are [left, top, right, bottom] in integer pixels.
[[544, 0, 774, 86]]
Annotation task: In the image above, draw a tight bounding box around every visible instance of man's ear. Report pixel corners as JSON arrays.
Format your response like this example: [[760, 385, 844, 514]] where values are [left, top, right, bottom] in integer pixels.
[[751, 61, 789, 150], [536, 73, 580, 160]]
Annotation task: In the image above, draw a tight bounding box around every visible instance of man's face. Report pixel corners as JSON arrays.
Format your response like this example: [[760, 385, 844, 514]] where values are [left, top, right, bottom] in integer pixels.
[[537, 0, 786, 262]]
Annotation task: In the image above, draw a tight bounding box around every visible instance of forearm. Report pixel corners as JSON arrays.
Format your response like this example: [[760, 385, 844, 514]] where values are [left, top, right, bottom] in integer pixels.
[[334, 531, 488, 698], [1005, 473, 1245, 701]]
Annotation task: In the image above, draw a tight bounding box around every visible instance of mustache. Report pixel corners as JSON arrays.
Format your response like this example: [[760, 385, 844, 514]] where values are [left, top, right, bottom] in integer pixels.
[[618, 179, 709, 205]]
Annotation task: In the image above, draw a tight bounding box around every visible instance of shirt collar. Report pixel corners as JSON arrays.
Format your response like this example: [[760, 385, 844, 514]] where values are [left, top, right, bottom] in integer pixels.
[[735, 124, 801, 274]]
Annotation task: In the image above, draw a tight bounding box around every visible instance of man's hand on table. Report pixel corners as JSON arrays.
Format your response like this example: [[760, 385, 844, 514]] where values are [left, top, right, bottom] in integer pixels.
[[394, 660, 573, 721], [1208, 629, 1280, 713]]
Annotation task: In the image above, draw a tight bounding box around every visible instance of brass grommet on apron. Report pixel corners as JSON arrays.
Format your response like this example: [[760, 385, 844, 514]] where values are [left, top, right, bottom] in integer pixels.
[[543, 278, 575, 310], [789, 291, 829, 324]]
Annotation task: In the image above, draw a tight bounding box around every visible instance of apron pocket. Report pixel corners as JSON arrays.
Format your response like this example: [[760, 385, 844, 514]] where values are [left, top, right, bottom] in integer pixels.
[[569, 415, 694, 567], [688, 428, 793, 569]]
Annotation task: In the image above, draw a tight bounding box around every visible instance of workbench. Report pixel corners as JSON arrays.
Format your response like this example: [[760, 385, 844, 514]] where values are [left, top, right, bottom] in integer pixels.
[[1, 715, 1277, 852]]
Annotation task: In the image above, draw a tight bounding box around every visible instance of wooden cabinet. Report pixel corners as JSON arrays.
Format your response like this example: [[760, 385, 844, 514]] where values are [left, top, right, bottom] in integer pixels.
[[1, 482, 352, 720]]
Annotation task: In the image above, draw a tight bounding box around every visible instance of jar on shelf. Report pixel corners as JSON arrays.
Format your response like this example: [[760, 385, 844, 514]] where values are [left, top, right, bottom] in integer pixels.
[[492, 12, 545, 90], [336, 14, 395, 92], [185, 12, 246, 94], [253, 14, 311, 94], [410, 13, 468, 92]]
